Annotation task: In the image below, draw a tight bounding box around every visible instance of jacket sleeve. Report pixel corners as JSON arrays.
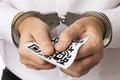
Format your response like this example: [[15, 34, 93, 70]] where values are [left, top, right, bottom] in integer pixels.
[[0, 1, 20, 46], [101, 5, 120, 48]]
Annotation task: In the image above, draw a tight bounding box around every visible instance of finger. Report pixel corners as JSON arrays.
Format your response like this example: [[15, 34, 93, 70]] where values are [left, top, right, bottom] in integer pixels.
[[55, 21, 86, 52], [76, 31, 103, 59], [32, 24, 54, 55], [25, 61, 56, 70], [24, 61, 56, 70], [60, 65, 90, 77], [19, 49, 56, 70], [19, 30, 35, 45], [60, 56, 93, 77], [19, 47, 49, 65], [26, 58, 56, 70], [25, 63, 42, 70], [61, 52, 103, 77], [76, 37, 94, 59]]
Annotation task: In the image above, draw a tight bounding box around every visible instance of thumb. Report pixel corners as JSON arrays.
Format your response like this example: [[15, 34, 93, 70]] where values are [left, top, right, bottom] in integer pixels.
[[55, 21, 86, 52]]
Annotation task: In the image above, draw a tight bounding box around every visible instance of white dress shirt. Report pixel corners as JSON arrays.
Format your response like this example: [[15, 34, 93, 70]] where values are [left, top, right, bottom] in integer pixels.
[[0, 0, 120, 80]]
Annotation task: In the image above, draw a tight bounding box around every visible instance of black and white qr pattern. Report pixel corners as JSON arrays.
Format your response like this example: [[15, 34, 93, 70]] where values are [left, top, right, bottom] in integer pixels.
[[28, 38, 84, 65], [27, 38, 79, 65], [24, 36, 89, 68]]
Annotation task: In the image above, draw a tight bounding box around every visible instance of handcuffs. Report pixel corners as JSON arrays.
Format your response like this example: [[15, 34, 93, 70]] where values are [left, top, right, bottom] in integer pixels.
[[12, 11, 112, 48]]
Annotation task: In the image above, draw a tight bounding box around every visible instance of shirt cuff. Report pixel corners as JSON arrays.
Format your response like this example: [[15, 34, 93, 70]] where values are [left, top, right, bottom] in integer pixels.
[[101, 6, 120, 48], [0, 3, 21, 46]]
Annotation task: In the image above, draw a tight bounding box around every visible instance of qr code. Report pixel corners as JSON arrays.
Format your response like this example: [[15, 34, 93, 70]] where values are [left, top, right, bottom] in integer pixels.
[[28, 44, 43, 56], [23, 36, 89, 69], [27, 39, 76, 65]]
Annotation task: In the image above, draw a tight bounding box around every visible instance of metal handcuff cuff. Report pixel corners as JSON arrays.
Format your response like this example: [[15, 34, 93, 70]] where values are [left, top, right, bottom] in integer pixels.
[[12, 11, 112, 48]]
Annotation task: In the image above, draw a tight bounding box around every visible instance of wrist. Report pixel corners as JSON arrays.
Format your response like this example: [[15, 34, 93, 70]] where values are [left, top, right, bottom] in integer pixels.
[[82, 12, 112, 47], [18, 16, 40, 34]]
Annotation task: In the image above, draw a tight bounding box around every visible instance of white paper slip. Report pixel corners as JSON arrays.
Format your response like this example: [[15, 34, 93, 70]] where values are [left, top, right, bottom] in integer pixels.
[[22, 36, 89, 69]]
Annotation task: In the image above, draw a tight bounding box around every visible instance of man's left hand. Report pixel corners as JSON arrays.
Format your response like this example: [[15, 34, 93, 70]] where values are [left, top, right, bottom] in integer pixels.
[[55, 16, 104, 77]]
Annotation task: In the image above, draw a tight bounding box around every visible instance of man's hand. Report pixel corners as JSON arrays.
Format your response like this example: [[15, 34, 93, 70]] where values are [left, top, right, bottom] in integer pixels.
[[55, 16, 104, 77], [17, 16, 56, 70]]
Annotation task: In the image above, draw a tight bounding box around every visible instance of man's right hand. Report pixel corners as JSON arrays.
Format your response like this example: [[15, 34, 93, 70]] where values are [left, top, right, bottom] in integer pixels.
[[17, 16, 56, 70]]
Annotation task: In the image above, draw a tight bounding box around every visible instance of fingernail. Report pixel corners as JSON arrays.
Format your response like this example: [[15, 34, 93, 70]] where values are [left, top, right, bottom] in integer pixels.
[[55, 43, 65, 51], [42, 46, 54, 55]]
